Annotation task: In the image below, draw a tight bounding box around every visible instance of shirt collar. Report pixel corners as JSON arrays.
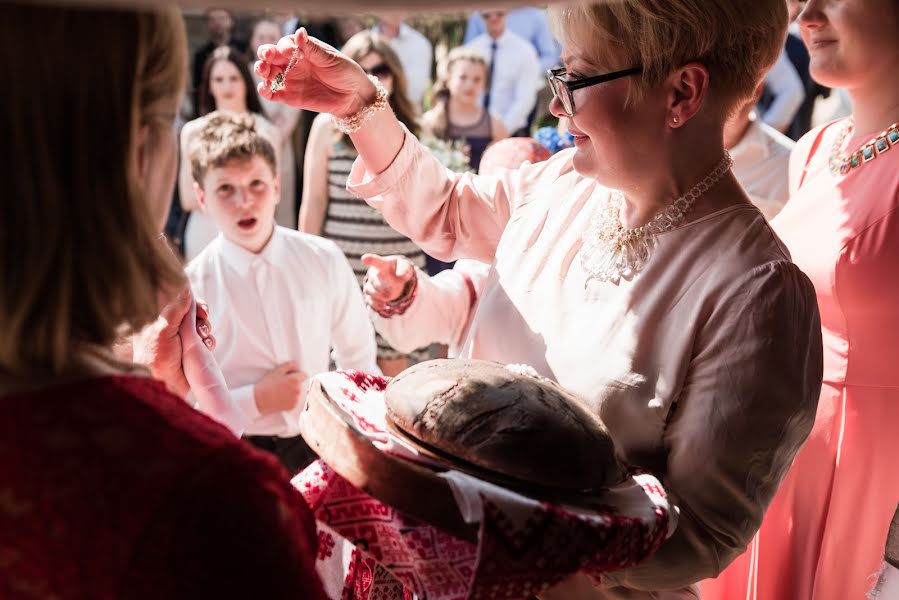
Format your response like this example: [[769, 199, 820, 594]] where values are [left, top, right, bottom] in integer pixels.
[[491, 30, 509, 45], [372, 23, 411, 41], [217, 225, 284, 277]]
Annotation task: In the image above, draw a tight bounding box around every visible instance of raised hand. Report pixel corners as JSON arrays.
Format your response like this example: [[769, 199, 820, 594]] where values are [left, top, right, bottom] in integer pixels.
[[255, 28, 377, 119], [254, 362, 306, 415], [361, 253, 416, 314]]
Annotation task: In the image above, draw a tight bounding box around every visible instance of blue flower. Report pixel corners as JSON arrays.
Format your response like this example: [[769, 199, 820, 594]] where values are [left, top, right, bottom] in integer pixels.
[[534, 126, 575, 154]]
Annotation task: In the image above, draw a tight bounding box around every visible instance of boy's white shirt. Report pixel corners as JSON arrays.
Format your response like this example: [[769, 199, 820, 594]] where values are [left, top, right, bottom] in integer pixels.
[[185, 226, 381, 437]]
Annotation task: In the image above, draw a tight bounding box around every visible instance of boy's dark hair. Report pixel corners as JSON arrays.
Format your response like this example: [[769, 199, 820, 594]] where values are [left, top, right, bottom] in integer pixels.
[[189, 111, 277, 185]]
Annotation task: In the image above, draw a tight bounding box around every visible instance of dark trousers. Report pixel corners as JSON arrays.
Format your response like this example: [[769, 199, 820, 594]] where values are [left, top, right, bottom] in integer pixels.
[[244, 434, 318, 477]]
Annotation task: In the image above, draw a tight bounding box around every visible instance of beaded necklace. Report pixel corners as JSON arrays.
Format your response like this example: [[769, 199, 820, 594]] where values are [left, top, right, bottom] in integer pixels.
[[580, 152, 733, 285], [829, 119, 899, 176]]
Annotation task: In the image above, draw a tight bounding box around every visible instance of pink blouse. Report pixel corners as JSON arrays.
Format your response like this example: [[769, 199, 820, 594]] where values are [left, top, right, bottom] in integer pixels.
[[348, 129, 823, 598]]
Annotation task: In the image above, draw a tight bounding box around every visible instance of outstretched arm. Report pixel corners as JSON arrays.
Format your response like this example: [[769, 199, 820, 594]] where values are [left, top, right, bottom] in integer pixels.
[[257, 29, 528, 264]]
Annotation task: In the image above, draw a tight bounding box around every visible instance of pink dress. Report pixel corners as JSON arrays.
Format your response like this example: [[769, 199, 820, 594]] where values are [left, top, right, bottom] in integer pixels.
[[702, 119, 899, 599]]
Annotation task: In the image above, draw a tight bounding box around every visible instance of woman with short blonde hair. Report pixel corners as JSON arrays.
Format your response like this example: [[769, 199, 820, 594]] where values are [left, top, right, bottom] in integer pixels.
[[259, 0, 822, 596], [553, 0, 786, 114], [0, 5, 324, 596]]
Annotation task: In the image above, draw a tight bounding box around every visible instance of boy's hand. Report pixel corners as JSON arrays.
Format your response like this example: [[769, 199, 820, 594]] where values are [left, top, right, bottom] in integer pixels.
[[254, 362, 306, 415]]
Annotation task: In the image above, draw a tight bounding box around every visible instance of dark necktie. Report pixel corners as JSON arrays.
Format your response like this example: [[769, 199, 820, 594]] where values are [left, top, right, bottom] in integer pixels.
[[484, 40, 498, 113]]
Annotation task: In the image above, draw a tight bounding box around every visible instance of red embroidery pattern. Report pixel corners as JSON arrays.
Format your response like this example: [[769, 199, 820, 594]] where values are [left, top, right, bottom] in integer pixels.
[[344, 370, 389, 392], [318, 530, 337, 561], [298, 372, 671, 600]]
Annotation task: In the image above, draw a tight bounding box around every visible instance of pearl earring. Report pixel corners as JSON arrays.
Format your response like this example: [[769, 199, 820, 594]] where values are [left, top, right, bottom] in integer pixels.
[[672, 116, 680, 124]]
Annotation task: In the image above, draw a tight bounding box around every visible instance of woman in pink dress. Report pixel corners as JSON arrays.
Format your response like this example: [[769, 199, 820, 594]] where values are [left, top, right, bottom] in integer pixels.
[[702, 0, 899, 598], [258, 2, 823, 597]]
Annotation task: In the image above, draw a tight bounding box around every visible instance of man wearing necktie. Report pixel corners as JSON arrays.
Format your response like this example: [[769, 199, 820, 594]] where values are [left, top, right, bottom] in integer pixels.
[[467, 10, 540, 138]]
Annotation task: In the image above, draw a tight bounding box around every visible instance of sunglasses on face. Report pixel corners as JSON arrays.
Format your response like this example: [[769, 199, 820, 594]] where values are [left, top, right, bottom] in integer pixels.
[[547, 66, 642, 117], [482, 11, 505, 19], [365, 63, 392, 79]]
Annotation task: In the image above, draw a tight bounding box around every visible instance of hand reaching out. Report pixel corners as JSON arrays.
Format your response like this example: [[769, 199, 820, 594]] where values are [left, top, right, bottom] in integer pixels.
[[255, 28, 377, 119], [254, 362, 306, 415], [361, 253, 416, 315]]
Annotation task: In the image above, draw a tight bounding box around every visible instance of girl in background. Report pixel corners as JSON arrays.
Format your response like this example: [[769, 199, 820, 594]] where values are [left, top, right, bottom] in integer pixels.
[[180, 46, 281, 260], [421, 46, 508, 173]]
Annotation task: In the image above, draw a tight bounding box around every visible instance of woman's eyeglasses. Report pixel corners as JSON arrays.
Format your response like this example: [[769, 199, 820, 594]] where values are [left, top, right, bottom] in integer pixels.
[[547, 66, 642, 117], [365, 64, 392, 79]]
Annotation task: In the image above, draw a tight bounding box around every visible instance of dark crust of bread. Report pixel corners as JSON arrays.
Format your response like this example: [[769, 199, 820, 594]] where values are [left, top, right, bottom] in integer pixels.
[[385, 359, 623, 493]]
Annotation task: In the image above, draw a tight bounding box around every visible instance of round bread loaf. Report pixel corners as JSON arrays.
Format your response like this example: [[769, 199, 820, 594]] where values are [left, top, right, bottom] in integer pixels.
[[385, 359, 623, 494]]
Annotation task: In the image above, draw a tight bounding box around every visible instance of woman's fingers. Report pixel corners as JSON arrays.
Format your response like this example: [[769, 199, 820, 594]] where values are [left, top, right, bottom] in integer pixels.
[[294, 27, 308, 47], [196, 301, 209, 321], [361, 253, 393, 270], [160, 287, 193, 329], [275, 32, 298, 58], [257, 78, 274, 100], [254, 59, 273, 80], [364, 272, 402, 302], [256, 42, 286, 64], [202, 334, 216, 351], [394, 258, 414, 281]]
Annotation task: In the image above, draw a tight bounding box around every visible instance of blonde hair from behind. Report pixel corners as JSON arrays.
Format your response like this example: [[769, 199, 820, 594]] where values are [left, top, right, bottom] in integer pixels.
[[429, 46, 490, 139], [549, 0, 788, 117], [0, 5, 187, 376], [190, 111, 278, 186]]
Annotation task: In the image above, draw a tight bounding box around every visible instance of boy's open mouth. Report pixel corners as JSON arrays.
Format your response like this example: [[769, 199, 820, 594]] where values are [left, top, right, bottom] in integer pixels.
[[237, 218, 257, 230]]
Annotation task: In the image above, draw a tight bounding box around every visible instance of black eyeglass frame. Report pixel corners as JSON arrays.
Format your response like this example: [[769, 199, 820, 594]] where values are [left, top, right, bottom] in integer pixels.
[[547, 66, 642, 117]]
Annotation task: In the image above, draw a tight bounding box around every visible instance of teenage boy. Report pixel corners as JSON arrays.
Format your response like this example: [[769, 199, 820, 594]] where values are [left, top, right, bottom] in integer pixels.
[[185, 111, 379, 473]]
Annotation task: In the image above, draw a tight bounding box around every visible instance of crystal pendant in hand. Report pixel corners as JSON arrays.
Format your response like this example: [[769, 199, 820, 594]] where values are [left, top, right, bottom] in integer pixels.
[[270, 73, 286, 93]]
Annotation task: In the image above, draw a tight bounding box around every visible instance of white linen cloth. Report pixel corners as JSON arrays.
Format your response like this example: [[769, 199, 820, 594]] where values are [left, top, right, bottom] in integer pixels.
[[186, 226, 379, 436]]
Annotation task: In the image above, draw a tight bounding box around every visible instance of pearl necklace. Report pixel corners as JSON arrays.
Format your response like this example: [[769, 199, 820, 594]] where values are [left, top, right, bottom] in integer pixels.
[[829, 119, 899, 176], [580, 152, 733, 285]]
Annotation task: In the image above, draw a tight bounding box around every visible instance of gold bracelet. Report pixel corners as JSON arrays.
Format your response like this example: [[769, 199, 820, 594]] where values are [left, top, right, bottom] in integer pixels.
[[331, 75, 389, 135]]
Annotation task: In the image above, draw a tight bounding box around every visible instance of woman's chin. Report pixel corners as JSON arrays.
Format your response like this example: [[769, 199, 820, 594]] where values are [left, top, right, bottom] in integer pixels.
[[571, 147, 598, 179]]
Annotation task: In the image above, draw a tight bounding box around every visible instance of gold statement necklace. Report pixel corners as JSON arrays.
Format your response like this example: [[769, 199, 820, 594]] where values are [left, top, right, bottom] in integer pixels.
[[580, 152, 733, 285]]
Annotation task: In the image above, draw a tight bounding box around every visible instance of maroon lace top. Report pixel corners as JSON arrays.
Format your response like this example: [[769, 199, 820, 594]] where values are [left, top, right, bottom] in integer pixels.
[[0, 375, 326, 599]]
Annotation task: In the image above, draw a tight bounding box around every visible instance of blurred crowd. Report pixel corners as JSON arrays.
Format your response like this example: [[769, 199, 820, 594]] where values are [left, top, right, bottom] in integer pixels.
[[167, 5, 846, 261]]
